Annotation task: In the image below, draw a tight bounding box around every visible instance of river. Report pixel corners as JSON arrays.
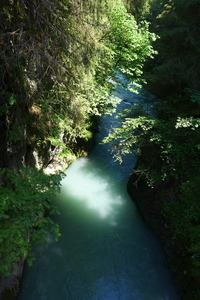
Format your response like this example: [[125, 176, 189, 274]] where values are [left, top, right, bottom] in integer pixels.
[[18, 73, 179, 300]]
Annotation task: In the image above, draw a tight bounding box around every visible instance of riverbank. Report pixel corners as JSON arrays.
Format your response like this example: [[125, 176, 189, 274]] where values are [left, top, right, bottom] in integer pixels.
[[0, 132, 96, 300], [127, 170, 197, 299]]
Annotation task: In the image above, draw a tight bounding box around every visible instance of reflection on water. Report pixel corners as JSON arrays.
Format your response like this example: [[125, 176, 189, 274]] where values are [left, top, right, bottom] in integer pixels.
[[60, 157, 124, 221], [18, 72, 179, 300]]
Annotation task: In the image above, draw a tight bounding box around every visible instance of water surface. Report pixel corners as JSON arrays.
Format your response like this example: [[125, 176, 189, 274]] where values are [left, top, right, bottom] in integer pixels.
[[18, 73, 179, 300]]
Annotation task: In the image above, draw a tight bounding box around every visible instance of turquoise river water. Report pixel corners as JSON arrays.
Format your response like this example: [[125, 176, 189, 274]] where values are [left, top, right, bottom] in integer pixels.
[[18, 73, 179, 300]]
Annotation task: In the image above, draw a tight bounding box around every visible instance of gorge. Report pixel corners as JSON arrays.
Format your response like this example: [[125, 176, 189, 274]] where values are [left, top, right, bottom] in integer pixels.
[[18, 74, 179, 300]]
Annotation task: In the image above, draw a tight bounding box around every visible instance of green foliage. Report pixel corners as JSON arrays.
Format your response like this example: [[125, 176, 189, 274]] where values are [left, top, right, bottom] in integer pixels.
[[103, 114, 157, 162], [145, 0, 200, 99], [0, 0, 158, 171], [165, 177, 200, 277], [185, 88, 200, 105], [126, 0, 152, 21], [104, 100, 200, 185], [107, 4, 157, 78], [0, 168, 63, 277], [0, 0, 116, 166]]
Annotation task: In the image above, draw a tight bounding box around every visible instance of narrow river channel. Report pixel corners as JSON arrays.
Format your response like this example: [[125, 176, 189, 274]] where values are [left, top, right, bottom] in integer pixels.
[[18, 73, 179, 300]]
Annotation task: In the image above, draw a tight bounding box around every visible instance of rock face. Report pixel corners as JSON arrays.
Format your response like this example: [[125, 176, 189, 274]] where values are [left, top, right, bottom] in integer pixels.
[[127, 173, 168, 243], [127, 173, 193, 299], [0, 260, 24, 300]]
